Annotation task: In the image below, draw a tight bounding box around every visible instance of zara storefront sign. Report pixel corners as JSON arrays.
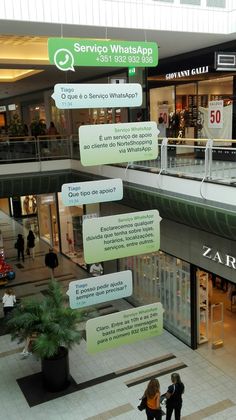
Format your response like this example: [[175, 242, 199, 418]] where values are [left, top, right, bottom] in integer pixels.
[[166, 66, 209, 80], [202, 245, 236, 269]]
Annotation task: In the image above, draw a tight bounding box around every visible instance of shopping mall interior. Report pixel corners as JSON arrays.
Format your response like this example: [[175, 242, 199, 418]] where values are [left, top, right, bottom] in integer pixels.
[[1, 0, 236, 419]]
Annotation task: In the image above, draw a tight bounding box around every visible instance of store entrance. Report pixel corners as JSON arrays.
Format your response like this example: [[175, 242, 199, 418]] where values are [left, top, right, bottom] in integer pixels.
[[196, 268, 236, 353]]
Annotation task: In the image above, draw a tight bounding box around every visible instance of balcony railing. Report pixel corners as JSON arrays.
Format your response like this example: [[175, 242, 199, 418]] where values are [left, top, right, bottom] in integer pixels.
[[1, 135, 236, 186]]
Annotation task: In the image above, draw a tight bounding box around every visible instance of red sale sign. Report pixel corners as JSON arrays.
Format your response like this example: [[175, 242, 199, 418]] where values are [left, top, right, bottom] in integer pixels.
[[159, 104, 169, 126], [208, 100, 223, 129]]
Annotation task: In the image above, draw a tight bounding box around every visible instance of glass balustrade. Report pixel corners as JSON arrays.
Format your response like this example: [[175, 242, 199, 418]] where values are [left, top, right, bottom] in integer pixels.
[[1, 135, 236, 185]]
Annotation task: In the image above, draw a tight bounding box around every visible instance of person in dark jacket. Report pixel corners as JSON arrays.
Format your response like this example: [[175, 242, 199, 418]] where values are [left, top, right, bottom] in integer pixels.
[[27, 230, 35, 260], [15, 234, 25, 262], [45, 248, 59, 279], [165, 373, 185, 420]]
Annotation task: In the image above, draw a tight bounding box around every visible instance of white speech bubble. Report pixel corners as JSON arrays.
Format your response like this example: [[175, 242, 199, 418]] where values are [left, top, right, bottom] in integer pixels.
[[52, 83, 142, 109], [61, 179, 123, 206], [79, 121, 159, 166], [66, 270, 132, 309]]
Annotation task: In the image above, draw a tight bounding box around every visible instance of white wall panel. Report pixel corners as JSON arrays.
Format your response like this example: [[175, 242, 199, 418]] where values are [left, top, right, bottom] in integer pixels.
[[91, 0, 101, 27], [0, 0, 234, 34], [4, 0, 14, 20]]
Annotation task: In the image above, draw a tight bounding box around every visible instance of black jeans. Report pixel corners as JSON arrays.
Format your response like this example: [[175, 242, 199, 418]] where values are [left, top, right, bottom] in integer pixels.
[[146, 407, 162, 420], [3, 306, 14, 317], [17, 249, 24, 262], [166, 404, 182, 420]]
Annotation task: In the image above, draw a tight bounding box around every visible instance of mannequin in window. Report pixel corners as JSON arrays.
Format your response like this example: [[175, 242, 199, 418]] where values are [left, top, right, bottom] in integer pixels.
[[157, 116, 166, 138]]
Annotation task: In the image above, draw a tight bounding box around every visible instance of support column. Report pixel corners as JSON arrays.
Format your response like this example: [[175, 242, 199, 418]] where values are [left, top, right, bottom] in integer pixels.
[[232, 76, 236, 143]]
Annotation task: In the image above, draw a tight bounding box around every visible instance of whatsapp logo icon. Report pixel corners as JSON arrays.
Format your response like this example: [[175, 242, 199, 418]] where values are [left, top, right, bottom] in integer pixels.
[[54, 49, 75, 72]]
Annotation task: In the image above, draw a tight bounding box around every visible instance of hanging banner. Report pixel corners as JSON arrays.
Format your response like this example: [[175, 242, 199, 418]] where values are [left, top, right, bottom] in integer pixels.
[[208, 100, 224, 129], [48, 38, 158, 70], [52, 83, 142, 109], [86, 302, 164, 353], [79, 121, 159, 166], [83, 209, 160, 263], [66, 270, 132, 309], [61, 178, 123, 206]]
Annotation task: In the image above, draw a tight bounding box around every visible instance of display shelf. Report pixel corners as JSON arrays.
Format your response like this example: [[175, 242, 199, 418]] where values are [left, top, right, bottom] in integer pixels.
[[197, 269, 209, 344]]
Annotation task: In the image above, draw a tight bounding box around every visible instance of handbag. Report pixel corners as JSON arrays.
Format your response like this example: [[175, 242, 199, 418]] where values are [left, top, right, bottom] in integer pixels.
[[137, 396, 147, 411]]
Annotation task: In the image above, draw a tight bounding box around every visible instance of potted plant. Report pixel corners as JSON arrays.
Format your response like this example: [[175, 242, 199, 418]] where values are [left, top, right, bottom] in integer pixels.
[[7, 281, 84, 391], [8, 114, 25, 136]]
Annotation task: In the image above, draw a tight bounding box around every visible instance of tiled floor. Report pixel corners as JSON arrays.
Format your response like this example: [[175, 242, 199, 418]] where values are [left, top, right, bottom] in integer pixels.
[[1, 210, 236, 419]]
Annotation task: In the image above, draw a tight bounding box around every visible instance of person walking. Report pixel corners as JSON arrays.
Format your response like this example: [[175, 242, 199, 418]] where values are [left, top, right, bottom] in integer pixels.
[[27, 230, 36, 260], [45, 248, 59, 280], [89, 262, 103, 277], [143, 378, 162, 420], [165, 373, 185, 420], [15, 233, 25, 262], [2, 288, 16, 317], [47, 121, 59, 135]]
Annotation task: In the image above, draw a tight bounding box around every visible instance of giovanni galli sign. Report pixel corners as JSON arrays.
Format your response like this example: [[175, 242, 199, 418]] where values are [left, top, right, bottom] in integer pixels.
[[202, 245, 236, 270], [166, 66, 209, 80]]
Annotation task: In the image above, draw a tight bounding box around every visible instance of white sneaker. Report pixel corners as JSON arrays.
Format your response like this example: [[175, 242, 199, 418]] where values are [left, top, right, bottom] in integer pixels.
[[20, 351, 31, 358]]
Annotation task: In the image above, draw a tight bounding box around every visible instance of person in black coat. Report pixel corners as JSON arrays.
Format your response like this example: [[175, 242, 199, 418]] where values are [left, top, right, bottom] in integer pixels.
[[45, 248, 59, 279], [15, 234, 25, 262], [27, 230, 35, 260], [165, 373, 185, 420]]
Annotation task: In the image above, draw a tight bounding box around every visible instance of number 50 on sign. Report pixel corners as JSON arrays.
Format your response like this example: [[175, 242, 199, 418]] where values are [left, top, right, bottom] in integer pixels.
[[208, 100, 223, 129]]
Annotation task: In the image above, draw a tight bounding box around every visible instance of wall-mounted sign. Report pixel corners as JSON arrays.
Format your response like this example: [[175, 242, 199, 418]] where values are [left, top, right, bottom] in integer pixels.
[[48, 38, 158, 71], [202, 245, 236, 269], [79, 121, 159, 166], [86, 302, 164, 353], [61, 178, 123, 206], [0, 106, 6, 112], [67, 270, 132, 309], [8, 104, 16, 111], [128, 67, 136, 76], [215, 52, 236, 71], [52, 83, 142, 109], [208, 100, 223, 129], [83, 209, 160, 264], [166, 66, 209, 80]]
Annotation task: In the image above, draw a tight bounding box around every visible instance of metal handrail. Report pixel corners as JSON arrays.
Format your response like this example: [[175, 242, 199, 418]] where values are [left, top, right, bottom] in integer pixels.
[[1, 136, 236, 187]]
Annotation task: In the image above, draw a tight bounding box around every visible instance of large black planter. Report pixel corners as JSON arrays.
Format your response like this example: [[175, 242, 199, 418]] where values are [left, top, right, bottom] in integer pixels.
[[41, 346, 70, 392]]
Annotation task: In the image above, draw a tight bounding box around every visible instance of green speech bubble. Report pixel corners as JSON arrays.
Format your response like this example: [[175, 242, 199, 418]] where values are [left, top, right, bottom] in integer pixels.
[[83, 210, 160, 263], [86, 303, 164, 353], [48, 38, 158, 69]]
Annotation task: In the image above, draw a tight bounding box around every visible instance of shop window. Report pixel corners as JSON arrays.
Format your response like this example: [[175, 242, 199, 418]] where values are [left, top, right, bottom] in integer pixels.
[[150, 85, 175, 138], [119, 251, 191, 346], [198, 76, 233, 140], [180, 0, 201, 4], [206, 0, 225, 7], [175, 82, 197, 139], [37, 194, 59, 251]]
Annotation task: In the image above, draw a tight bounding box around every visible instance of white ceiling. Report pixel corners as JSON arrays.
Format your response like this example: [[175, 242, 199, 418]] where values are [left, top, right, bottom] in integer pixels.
[[0, 19, 236, 100]]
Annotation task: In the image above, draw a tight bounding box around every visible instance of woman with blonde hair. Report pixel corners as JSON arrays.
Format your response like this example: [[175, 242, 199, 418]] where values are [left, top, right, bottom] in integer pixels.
[[144, 378, 162, 420]]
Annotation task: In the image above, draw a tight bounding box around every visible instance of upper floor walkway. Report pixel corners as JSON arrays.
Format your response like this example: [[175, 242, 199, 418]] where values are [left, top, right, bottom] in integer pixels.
[[1, 134, 236, 205]]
